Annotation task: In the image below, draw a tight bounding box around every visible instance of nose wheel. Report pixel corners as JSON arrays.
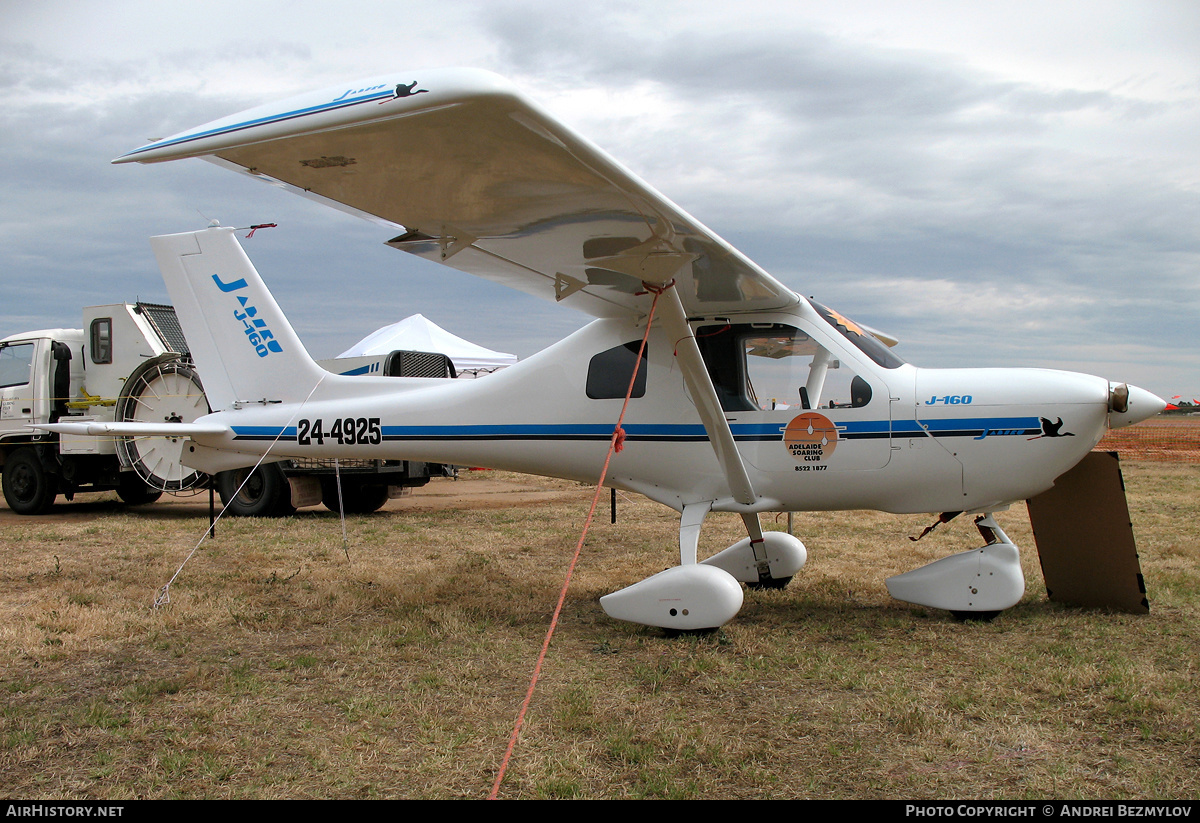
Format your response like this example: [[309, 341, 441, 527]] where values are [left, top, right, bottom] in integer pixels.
[[886, 514, 1025, 618]]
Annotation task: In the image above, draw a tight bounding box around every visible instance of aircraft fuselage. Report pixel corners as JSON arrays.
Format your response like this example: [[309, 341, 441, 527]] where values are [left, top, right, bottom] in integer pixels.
[[182, 296, 1122, 517]]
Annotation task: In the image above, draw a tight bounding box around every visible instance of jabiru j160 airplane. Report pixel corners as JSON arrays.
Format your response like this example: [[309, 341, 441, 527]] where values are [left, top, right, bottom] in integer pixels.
[[41, 69, 1164, 630]]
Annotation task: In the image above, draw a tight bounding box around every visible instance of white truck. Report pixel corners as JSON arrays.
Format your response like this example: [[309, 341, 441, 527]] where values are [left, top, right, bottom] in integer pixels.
[[0, 303, 449, 515]]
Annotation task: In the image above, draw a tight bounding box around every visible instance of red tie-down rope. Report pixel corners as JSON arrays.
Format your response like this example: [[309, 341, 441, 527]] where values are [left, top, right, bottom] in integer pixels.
[[488, 280, 672, 799]]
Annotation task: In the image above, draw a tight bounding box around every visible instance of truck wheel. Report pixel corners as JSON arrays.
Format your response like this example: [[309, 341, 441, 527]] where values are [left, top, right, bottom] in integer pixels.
[[216, 465, 295, 517], [2, 448, 57, 514], [320, 478, 389, 514], [116, 474, 163, 506]]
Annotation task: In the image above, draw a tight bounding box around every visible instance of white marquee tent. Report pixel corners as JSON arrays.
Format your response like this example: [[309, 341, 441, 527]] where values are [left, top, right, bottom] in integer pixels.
[[337, 314, 517, 375]]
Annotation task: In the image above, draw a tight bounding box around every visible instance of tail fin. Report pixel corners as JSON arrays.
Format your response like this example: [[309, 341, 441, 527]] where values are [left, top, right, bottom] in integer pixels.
[[150, 227, 327, 411]]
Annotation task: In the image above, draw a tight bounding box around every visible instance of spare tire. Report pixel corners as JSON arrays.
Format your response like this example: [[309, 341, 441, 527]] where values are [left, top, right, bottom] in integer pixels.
[[216, 464, 295, 517], [320, 477, 389, 514], [116, 473, 164, 506]]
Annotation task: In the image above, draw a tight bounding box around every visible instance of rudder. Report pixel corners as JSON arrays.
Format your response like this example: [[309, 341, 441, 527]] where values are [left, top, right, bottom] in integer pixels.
[[150, 227, 327, 411]]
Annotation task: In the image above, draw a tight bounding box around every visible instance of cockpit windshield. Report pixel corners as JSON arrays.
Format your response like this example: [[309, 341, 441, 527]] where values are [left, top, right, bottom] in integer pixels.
[[810, 300, 905, 369]]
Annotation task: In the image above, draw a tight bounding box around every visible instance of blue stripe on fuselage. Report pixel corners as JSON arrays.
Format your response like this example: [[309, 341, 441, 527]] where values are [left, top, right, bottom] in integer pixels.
[[229, 416, 1043, 444]]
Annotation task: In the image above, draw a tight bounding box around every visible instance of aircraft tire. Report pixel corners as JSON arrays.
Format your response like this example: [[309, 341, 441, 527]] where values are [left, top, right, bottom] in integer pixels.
[[747, 575, 793, 591], [2, 447, 57, 515], [216, 465, 295, 517], [950, 610, 1001, 623]]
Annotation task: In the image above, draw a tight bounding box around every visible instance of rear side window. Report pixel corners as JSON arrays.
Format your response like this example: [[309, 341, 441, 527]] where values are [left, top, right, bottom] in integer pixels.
[[0, 343, 34, 388], [90, 318, 112, 364], [586, 342, 648, 399]]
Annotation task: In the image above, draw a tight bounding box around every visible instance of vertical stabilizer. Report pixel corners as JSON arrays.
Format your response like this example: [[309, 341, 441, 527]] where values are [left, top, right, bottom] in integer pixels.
[[150, 228, 326, 411]]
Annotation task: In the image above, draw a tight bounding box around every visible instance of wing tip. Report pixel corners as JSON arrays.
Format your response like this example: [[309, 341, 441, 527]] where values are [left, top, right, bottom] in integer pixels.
[[112, 68, 519, 166]]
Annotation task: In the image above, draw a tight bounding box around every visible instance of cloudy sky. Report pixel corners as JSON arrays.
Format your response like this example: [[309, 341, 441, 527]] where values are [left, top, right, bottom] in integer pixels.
[[3, 0, 1197, 400]]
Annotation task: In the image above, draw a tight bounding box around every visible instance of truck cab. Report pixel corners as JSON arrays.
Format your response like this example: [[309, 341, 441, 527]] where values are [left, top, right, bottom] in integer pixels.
[[0, 304, 200, 513], [0, 328, 83, 438]]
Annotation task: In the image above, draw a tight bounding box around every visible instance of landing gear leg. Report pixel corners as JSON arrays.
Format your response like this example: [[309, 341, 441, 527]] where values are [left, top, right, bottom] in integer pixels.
[[739, 513, 783, 589], [678, 501, 711, 565]]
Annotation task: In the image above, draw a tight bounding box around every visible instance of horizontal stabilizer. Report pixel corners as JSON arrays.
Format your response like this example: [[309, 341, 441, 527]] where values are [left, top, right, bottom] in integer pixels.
[[31, 422, 229, 437]]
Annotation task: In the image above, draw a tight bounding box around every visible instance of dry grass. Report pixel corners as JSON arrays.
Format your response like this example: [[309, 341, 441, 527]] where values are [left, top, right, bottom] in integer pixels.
[[1, 461, 1198, 799], [1097, 415, 1200, 463]]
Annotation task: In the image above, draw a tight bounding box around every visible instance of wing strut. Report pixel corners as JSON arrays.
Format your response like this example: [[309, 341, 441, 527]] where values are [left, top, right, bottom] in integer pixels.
[[656, 280, 757, 506]]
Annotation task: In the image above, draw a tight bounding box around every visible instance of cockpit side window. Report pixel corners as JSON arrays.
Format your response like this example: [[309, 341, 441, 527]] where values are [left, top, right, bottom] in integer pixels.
[[697, 323, 876, 412], [695, 325, 756, 411]]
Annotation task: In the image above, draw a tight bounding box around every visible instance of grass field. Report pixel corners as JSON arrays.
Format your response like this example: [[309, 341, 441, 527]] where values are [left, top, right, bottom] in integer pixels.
[[1, 454, 1198, 799]]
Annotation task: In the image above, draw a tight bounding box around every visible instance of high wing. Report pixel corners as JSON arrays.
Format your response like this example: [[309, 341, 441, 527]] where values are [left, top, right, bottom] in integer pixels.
[[115, 68, 798, 320]]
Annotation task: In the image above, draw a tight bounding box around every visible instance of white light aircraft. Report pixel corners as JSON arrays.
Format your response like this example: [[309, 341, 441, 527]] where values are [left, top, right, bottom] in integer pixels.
[[44, 69, 1164, 629]]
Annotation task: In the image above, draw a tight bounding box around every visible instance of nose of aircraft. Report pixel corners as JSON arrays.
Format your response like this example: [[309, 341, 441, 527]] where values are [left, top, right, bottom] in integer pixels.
[[1108, 383, 1167, 429]]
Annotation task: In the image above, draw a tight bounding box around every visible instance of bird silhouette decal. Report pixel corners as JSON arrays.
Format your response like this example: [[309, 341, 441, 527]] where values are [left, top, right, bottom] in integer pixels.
[[393, 82, 429, 98], [1033, 417, 1075, 439]]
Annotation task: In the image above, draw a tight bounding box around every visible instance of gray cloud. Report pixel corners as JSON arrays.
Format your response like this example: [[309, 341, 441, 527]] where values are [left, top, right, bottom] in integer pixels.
[[1, 1, 1196, 397], [468, 8, 1200, 391]]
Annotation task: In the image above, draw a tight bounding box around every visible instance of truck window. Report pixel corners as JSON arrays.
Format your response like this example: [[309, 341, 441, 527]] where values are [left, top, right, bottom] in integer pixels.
[[90, 318, 112, 364], [0, 342, 34, 388]]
